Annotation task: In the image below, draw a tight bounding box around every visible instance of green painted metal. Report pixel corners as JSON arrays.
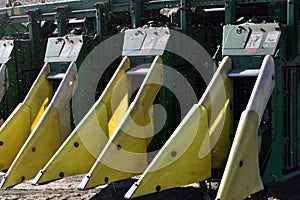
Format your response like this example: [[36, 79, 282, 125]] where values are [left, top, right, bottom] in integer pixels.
[[180, 0, 187, 33], [260, 57, 285, 184], [27, 9, 40, 43], [95, 2, 105, 39], [0, 40, 47, 120], [225, 0, 236, 24], [130, 0, 142, 28], [0, 0, 289, 25], [0, 8, 45, 121], [287, 0, 297, 58], [0, 14, 5, 38], [56, 6, 68, 37], [0, 10, 47, 119]]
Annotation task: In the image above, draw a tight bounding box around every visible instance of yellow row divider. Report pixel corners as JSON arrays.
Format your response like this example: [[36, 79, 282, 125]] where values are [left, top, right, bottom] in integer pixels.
[[0, 62, 77, 188], [125, 56, 233, 198], [78, 55, 163, 190], [0, 63, 52, 171], [216, 55, 275, 200], [32, 56, 130, 185]]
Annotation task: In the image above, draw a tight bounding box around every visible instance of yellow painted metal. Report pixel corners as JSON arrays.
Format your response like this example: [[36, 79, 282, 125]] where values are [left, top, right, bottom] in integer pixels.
[[23, 63, 53, 123], [0, 63, 52, 171], [216, 56, 275, 200], [108, 95, 128, 137], [200, 56, 233, 169], [0, 62, 78, 188], [127, 105, 211, 198], [32, 56, 130, 184], [0, 104, 31, 170], [78, 55, 163, 190], [206, 99, 232, 169], [0, 108, 60, 189], [124, 56, 233, 198], [216, 110, 263, 200], [31, 97, 49, 131]]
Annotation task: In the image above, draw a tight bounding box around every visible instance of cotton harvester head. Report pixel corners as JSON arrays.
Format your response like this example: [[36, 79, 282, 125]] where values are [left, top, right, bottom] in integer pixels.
[[0, 1, 299, 200]]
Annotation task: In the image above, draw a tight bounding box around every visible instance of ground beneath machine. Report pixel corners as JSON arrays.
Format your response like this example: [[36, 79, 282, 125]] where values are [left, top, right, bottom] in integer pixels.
[[1, 172, 300, 199]]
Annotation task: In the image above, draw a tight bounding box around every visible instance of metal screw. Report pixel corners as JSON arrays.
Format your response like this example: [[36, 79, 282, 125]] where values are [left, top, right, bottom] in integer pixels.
[[171, 151, 177, 157], [156, 185, 161, 192], [104, 177, 109, 183], [59, 172, 64, 178], [239, 160, 243, 167], [74, 142, 79, 148], [117, 144, 121, 150]]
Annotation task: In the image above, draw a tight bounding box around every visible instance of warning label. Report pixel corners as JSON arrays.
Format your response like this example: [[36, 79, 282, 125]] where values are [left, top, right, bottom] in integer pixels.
[[245, 31, 264, 53], [263, 31, 280, 48]]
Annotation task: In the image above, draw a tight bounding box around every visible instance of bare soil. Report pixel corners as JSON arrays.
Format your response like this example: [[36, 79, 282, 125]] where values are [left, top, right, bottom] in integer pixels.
[[0, 173, 210, 200], [1, 172, 300, 200]]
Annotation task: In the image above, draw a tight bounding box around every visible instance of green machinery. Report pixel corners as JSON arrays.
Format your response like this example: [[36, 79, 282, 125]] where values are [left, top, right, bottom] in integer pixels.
[[0, 0, 299, 199], [0, 12, 46, 121]]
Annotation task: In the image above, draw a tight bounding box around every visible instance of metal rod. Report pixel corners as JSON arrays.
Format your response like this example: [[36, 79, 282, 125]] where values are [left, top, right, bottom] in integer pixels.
[[225, 0, 236, 24], [55, 6, 68, 37]]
